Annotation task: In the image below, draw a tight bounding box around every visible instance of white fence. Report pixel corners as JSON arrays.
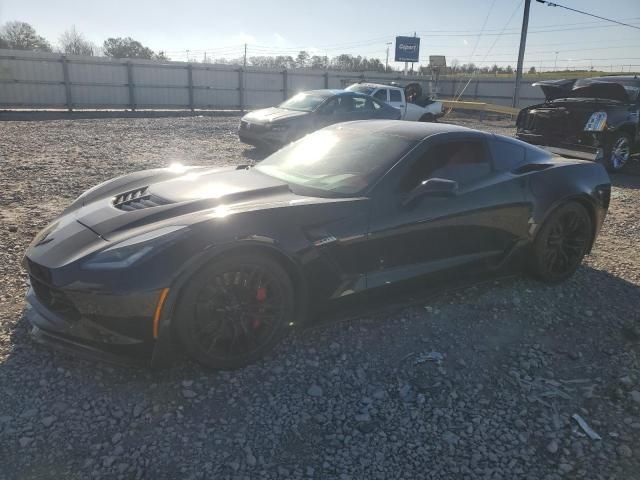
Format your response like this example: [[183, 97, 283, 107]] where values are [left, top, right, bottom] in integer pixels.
[[0, 49, 547, 111]]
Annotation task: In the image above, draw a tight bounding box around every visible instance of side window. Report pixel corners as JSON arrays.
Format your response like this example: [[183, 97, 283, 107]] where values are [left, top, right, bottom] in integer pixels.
[[353, 97, 374, 111], [400, 140, 491, 192], [335, 96, 355, 113], [321, 97, 339, 114], [389, 90, 402, 103], [373, 89, 388, 102], [489, 139, 526, 171]]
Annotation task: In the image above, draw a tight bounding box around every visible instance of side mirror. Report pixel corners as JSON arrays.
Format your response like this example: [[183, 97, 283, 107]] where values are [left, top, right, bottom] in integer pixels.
[[401, 177, 458, 207]]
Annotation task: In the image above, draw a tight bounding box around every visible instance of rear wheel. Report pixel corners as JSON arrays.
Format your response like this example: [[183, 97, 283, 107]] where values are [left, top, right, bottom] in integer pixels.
[[530, 202, 592, 284], [176, 253, 294, 369], [598, 132, 631, 173]]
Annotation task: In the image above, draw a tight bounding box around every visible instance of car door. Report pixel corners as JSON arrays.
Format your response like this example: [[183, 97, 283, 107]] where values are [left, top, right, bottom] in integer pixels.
[[373, 89, 389, 103], [314, 95, 360, 128], [388, 89, 405, 110], [365, 133, 530, 289]]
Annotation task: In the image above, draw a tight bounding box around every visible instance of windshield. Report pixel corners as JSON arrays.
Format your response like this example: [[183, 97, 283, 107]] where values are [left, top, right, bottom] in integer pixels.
[[345, 84, 374, 95], [255, 128, 416, 196], [278, 93, 328, 112]]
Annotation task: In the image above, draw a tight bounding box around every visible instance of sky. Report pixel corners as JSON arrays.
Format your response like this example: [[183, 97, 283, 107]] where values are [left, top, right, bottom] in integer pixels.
[[1, 0, 639, 71]]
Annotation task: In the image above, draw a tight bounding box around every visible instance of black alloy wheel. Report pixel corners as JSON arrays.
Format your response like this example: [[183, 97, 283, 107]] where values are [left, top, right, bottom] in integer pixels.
[[530, 202, 592, 284], [176, 253, 294, 369]]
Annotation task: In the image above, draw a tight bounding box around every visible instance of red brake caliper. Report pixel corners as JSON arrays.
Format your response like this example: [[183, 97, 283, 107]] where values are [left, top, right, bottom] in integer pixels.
[[253, 287, 267, 328]]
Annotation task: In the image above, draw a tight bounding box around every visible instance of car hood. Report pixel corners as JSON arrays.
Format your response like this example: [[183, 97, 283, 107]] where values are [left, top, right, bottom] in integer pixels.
[[533, 78, 629, 102], [243, 107, 309, 124], [71, 167, 301, 240]]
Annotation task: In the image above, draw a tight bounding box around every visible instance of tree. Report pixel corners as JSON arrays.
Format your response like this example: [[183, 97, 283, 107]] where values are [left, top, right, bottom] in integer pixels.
[[505, 65, 514, 74], [103, 37, 156, 59], [59, 26, 95, 56], [0, 21, 52, 51], [155, 51, 169, 61], [528, 66, 537, 74], [309, 55, 327, 69], [295, 50, 310, 68]]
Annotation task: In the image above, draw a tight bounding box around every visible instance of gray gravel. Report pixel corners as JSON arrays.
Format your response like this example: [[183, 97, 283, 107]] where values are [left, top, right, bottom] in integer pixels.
[[1, 113, 639, 479]]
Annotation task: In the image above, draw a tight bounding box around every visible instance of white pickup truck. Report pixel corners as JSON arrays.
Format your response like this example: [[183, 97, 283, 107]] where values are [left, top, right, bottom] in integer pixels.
[[345, 82, 443, 122]]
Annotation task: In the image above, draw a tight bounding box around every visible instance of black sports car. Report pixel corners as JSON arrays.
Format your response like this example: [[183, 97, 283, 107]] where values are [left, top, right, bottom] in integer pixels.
[[238, 89, 401, 149], [516, 75, 640, 172], [24, 121, 611, 369]]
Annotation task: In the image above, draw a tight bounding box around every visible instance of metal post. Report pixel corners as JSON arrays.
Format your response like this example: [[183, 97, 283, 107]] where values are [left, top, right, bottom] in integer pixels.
[[238, 68, 244, 112], [324, 71, 329, 89], [513, 0, 532, 108], [126, 61, 136, 111], [187, 63, 194, 111], [61, 55, 73, 111], [282, 69, 288, 101], [243, 44, 247, 69], [474, 78, 480, 100], [385, 42, 391, 72]]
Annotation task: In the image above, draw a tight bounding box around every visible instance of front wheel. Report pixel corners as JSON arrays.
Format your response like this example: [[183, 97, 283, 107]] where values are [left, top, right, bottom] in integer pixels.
[[529, 202, 592, 284], [598, 132, 632, 173], [175, 253, 295, 369]]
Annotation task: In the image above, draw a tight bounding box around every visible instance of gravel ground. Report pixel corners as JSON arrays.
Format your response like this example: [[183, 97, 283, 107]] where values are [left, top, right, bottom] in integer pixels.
[[1, 113, 639, 479]]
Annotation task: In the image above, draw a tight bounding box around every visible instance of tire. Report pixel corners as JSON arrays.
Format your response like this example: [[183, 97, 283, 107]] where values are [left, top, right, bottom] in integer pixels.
[[529, 202, 592, 284], [175, 253, 295, 370], [598, 132, 632, 173], [419, 113, 436, 123]]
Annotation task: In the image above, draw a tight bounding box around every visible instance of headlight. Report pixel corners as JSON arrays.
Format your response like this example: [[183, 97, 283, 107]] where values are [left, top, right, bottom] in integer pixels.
[[269, 123, 290, 132], [83, 225, 186, 270], [584, 111, 607, 132]]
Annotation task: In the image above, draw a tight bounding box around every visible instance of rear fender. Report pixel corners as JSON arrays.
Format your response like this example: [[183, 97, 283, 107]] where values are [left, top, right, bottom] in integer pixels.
[[528, 163, 609, 252]]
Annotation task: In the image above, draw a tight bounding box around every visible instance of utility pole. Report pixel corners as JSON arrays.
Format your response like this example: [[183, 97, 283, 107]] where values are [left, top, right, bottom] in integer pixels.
[[243, 43, 247, 68], [512, 0, 531, 108], [554, 51, 559, 71], [385, 42, 392, 72]]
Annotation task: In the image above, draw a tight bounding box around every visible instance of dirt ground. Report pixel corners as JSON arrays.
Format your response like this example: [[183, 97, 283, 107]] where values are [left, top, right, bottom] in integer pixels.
[[0, 113, 639, 479]]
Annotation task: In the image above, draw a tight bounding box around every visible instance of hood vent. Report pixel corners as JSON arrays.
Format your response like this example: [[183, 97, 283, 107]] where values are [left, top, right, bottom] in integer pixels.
[[113, 187, 172, 211]]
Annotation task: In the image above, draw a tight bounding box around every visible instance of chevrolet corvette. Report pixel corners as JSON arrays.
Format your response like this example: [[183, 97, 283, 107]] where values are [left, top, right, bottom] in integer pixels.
[[24, 121, 611, 369]]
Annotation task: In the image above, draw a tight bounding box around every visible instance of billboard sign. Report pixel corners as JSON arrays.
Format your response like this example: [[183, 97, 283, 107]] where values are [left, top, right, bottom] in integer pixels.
[[429, 55, 447, 68], [395, 36, 420, 63]]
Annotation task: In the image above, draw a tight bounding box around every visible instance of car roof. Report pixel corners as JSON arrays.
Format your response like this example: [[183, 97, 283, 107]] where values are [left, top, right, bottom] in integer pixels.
[[351, 82, 401, 90], [584, 75, 640, 82], [327, 120, 475, 141], [303, 89, 373, 98]]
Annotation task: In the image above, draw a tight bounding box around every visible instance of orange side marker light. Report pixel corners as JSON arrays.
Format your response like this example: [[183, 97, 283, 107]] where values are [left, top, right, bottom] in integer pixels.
[[153, 288, 170, 339]]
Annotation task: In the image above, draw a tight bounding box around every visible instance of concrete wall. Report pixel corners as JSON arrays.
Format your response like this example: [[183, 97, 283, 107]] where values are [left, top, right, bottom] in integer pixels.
[[0, 49, 547, 111]]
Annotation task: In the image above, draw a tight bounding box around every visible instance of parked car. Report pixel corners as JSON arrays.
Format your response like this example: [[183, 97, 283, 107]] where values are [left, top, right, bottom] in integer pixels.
[[24, 121, 610, 370], [238, 89, 400, 149], [345, 82, 443, 121], [516, 75, 640, 172]]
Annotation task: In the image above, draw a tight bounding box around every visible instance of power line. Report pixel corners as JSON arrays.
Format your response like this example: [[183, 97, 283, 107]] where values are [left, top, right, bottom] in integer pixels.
[[535, 0, 640, 31]]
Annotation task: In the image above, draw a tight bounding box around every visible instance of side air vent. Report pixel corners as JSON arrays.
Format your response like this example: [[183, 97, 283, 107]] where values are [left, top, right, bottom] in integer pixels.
[[113, 187, 172, 211], [512, 163, 553, 175]]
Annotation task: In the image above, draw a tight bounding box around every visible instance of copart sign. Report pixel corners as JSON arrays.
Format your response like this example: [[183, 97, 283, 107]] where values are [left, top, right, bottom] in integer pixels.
[[395, 36, 420, 63]]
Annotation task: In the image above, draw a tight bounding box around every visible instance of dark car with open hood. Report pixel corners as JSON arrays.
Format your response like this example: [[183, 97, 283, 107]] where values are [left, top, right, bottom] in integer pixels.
[[516, 76, 640, 172], [23, 121, 610, 370]]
